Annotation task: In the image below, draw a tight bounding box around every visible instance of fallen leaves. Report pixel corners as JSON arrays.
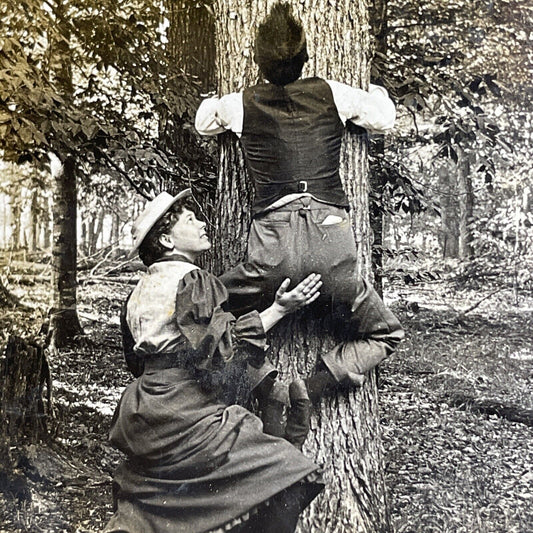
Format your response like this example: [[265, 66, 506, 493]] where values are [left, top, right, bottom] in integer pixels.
[[382, 283, 533, 532]]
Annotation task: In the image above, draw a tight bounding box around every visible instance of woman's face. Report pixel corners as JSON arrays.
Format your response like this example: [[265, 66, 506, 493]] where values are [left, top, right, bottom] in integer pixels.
[[161, 208, 211, 261]]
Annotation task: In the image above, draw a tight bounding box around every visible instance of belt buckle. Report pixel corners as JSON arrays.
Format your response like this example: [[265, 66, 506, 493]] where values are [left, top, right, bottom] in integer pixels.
[[298, 180, 308, 193]]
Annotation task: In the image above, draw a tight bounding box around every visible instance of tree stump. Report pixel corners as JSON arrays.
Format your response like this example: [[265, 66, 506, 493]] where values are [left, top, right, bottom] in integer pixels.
[[0, 279, 21, 308], [0, 335, 51, 442]]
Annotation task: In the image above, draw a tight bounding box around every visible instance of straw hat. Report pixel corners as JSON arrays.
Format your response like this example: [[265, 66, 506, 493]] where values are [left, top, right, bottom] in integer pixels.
[[130, 189, 191, 256]]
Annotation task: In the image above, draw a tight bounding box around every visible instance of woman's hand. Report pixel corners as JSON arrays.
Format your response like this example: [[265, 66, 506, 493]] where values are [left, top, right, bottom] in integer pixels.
[[273, 273, 322, 315], [259, 274, 322, 333]]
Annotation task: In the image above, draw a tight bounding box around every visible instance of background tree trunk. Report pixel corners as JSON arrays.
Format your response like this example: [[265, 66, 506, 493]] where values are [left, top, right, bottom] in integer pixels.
[[0, 335, 50, 443], [92, 210, 104, 254], [2, 193, 7, 248], [80, 216, 88, 255], [111, 210, 120, 246], [457, 146, 474, 259], [368, 0, 389, 297], [87, 217, 96, 256], [110, 209, 121, 257], [47, 1, 83, 348], [9, 189, 22, 250], [42, 195, 51, 250], [165, 0, 216, 92], [437, 163, 459, 258], [49, 157, 83, 348], [30, 189, 39, 252], [211, 1, 390, 531]]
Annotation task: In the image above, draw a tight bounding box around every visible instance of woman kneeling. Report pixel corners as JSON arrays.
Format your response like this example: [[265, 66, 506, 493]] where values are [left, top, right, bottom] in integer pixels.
[[104, 189, 324, 533]]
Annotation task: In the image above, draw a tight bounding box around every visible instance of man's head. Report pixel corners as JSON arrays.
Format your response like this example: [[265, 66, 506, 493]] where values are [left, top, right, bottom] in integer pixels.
[[254, 2, 308, 86], [131, 190, 210, 266]]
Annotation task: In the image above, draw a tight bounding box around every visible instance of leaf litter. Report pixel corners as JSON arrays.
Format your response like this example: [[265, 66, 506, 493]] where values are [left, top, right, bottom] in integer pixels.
[[382, 280, 533, 533], [1, 273, 532, 532]]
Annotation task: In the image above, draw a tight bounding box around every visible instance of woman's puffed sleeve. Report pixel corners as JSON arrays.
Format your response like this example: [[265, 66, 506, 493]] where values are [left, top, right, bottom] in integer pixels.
[[175, 269, 267, 370]]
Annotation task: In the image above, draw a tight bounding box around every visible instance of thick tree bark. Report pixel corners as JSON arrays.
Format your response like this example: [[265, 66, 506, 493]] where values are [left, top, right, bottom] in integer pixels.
[[160, 0, 218, 207], [49, 157, 83, 348], [165, 0, 216, 92], [211, 1, 390, 531]]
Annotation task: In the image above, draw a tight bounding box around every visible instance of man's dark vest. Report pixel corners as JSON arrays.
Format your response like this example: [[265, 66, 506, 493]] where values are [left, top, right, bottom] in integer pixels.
[[241, 77, 349, 215]]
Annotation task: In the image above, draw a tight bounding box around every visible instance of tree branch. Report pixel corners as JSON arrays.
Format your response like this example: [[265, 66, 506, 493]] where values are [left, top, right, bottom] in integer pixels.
[[99, 150, 151, 200]]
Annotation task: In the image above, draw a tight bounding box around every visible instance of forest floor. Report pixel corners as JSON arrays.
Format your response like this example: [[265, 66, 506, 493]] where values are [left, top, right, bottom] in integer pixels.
[[1, 259, 532, 533]]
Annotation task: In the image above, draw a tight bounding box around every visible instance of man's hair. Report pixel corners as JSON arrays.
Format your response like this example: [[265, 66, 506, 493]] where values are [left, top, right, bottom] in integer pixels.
[[138, 197, 197, 267], [254, 2, 308, 86]]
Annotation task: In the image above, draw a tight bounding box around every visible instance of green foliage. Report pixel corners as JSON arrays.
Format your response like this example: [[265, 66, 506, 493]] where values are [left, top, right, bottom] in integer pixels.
[[0, 0, 215, 200], [372, 0, 533, 277], [382, 0, 522, 169]]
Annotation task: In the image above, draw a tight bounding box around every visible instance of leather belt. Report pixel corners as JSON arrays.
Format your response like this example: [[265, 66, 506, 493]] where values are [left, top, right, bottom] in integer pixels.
[[143, 352, 189, 372]]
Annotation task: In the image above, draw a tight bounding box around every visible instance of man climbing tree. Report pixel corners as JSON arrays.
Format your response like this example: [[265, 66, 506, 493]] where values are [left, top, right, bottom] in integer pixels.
[[196, 1, 403, 531]]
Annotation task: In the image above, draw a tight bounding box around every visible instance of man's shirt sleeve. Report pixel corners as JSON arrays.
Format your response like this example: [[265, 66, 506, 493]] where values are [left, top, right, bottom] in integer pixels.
[[195, 93, 244, 137], [326, 80, 396, 133]]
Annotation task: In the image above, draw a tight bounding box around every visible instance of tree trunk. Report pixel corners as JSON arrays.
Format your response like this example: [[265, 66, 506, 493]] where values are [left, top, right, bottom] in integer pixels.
[[437, 163, 459, 258], [0, 335, 50, 442], [80, 215, 88, 255], [49, 157, 83, 348], [110, 209, 121, 258], [47, 1, 83, 348], [111, 210, 120, 246], [457, 146, 474, 259], [90, 209, 104, 254], [87, 214, 97, 256], [10, 191, 22, 250], [42, 194, 51, 250], [211, 1, 389, 531], [165, 0, 216, 93], [368, 0, 389, 297], [160, 0, 217, 210], [2, 193, 7, 247], [30, 189, 39, 251]]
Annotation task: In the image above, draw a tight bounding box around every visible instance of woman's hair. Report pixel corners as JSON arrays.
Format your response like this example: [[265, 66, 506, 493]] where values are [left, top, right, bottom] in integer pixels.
[[138, 197, 197, 267]]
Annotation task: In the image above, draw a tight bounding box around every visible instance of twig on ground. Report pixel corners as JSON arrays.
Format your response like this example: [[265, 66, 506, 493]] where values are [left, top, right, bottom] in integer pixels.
[[462, 287, 506, 315], [78, 276, 138, 285], [88, 248, 115, 280], [98, 257, 138, 277], [445, 392, 533, 427]]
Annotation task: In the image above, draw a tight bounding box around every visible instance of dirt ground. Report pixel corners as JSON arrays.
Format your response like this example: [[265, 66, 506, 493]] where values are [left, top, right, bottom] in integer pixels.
[[1, 270, 532, 533]]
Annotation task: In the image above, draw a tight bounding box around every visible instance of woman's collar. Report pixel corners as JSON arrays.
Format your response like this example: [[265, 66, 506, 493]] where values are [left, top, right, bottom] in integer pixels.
[[153, 253, 195, 265]]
